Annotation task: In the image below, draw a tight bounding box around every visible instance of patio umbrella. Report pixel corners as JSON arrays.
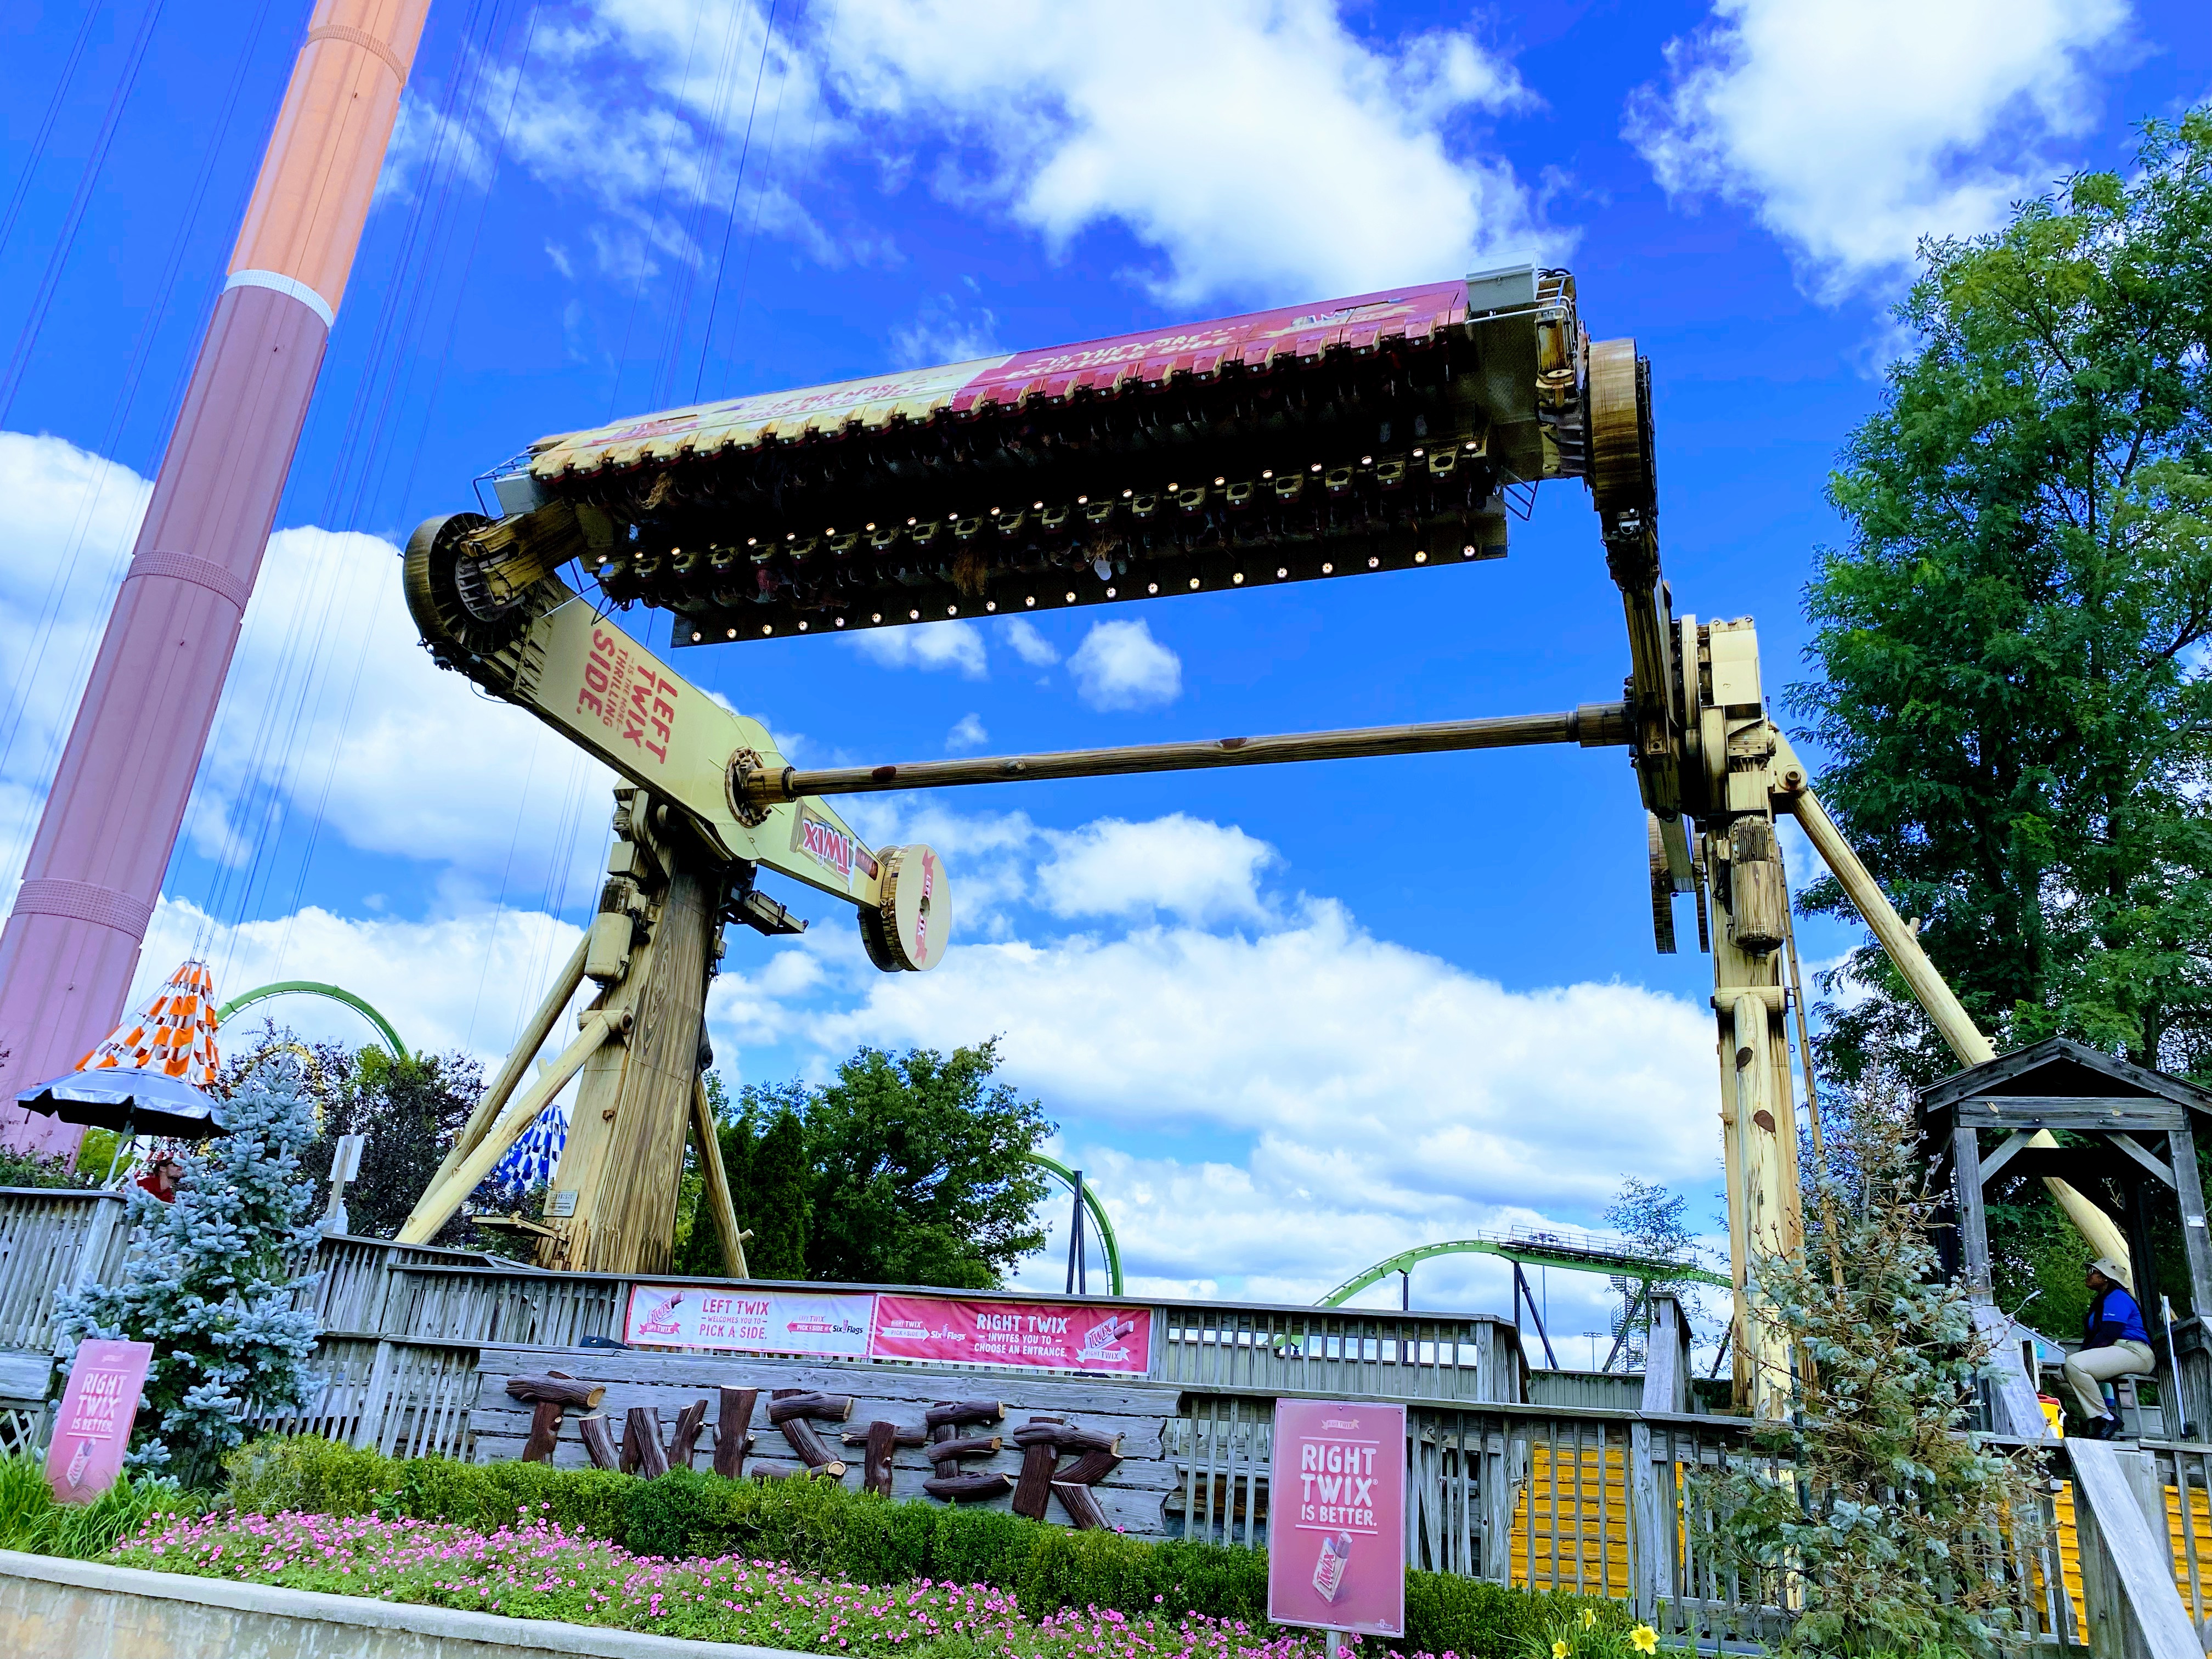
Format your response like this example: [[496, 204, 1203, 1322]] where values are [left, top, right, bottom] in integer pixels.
[[14, 1065, 227, 1139]]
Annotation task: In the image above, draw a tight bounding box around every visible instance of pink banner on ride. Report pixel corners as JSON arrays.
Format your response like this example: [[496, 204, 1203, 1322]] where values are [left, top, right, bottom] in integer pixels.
[[948, 281, 1470, 412], [44, 1339, 154, 1504], [868, 1296, 1150, 1373], [1267, 1398, 1407, 1639]]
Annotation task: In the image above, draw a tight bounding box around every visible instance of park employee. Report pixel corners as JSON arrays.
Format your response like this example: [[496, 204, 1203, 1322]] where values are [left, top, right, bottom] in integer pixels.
[[2064, 1257, 2156, 1440]]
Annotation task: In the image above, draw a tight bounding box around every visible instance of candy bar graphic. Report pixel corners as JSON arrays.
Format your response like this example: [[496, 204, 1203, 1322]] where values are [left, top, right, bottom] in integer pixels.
[[64, 1437, 94, 1489], [1079, 1313, 1134, 1353], [1312, 1531, 1353, 1602]]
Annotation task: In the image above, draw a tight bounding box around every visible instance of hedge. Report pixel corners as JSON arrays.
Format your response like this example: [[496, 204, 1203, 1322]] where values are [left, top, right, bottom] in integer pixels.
[[224, 1435, 1622, 1656]]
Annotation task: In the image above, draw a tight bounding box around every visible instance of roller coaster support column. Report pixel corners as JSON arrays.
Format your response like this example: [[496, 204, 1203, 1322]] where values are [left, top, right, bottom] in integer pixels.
[[0, 0, 437, 1160]]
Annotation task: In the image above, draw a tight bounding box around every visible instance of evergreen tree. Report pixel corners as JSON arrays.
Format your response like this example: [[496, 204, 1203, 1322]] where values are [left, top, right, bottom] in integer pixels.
[[54, 1054, 324, 1481], [1793, 111, 2212, 1086], [1702, 1077, 2045, 1655]]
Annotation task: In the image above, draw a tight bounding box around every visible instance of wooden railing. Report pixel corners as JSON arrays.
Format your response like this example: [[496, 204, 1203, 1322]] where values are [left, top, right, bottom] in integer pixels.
[[0, 1198, 2198, 1651], [0, 1188, 129, 1356]]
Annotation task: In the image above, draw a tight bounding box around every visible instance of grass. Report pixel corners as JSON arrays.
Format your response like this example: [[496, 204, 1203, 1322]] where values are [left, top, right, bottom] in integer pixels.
[[0, 1450, 195, 1559]]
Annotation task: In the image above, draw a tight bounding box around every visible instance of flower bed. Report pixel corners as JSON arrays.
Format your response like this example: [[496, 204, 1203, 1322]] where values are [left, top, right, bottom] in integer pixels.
[[112, 1506, 1324, 1659]]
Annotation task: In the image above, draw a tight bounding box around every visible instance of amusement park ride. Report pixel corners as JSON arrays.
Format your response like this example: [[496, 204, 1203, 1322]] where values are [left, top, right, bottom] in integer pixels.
[[0, 0, 2119, 1424], [386, 267, 2128, 1412]]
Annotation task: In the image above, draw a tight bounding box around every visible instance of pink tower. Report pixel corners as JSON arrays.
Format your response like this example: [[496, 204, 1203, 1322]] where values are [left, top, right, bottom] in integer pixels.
[[0, 0, 435, 1158]]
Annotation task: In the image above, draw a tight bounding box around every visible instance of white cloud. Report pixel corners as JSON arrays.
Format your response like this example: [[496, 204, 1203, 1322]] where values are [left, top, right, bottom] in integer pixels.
[[1628, 0, 2131, 297], [0, 431, 617, 919], [398, 0, 846, 293], [891, 292, 1003, 367], [1033, 814, 1274, 924], [817, 0, 1556, 306], [1068, 618, 1179, 710], [1001, 617, 1059, 668], [808, 898, 1719, 1218], [142, 896, 589, 1068], [842, 618, 988, 678], [946, 712, 989, 751]]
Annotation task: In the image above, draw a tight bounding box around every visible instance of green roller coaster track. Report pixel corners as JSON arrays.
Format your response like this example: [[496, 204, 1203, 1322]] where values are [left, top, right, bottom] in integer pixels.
[[1025, 1152, 1125, 1297], [216, 981, 408, 1059], [1321, 1232, 1728, 1306]]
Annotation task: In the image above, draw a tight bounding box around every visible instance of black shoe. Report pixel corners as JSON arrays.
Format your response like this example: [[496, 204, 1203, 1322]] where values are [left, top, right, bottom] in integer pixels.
[[2083, 1416, 2117, 1441]]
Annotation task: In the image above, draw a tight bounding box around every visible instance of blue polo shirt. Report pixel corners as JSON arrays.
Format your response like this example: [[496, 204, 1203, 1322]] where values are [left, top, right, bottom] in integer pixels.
[[2085, 1285, 2151, 1348]]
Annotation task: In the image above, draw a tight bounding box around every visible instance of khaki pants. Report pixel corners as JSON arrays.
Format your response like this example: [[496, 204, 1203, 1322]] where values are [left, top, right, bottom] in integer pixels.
[[2063, 1339, 2156, 1421]]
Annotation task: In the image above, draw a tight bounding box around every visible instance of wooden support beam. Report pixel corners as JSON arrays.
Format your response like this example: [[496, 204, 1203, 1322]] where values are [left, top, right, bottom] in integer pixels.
[[1978, 1130, 2038, 1189], [2102, 1131, 2179, 1189], [691, 1076, 749, 1278], [398, 1009, 621, 1244], [404, 935, 588, 1238]]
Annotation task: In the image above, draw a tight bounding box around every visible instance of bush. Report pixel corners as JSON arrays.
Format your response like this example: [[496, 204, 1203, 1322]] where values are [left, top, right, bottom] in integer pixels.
[[223, 1434, 1611, 1651], [1399, 1575, 1635, 1659], [0, 1451, 195, 1558]]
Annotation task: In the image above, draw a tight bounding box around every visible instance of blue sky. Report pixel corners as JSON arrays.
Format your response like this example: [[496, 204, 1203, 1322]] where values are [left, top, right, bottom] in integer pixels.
[[1, 0, 2205, 1356]]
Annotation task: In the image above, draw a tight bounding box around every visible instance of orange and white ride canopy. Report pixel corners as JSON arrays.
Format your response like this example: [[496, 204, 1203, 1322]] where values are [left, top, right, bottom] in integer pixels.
[[78, 959, 221, 1087]]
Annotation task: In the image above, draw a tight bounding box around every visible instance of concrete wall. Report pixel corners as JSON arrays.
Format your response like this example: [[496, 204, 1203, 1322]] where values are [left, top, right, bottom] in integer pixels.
[[0, 1549, 812, 1659]]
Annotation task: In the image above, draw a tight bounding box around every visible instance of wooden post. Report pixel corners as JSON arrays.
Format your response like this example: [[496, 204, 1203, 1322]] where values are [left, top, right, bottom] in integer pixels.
[[623, 1406, 669, 1477], [578, 1414, 619, 1470], [1953, 1125, 1991, 1293], [351, 1339, 396, 1451], [2125, 1170, 2170, 1438], [668, 1398, 710, 1469], [2165, 1120, 2212, 1441], [522, 1398, 563, 1463], [862, 1419, 899, 1496], [714, 1387, 758, 1479]]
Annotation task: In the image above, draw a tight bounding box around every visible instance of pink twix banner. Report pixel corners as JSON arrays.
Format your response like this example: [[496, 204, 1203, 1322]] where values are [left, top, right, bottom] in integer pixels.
[[45, 1339, 154, 1503], [870, 1296, 1150, 1373], [1267, 1398, 1407, 1639]]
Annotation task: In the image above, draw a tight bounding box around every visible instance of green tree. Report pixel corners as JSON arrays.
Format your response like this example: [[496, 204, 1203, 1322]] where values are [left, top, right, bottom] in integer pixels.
[[1602, 1177, 1708, 1369], [1793, 111, 2212, 1087], [796, 1042, 1050, 1288], [747, 1094, 812, 1280]]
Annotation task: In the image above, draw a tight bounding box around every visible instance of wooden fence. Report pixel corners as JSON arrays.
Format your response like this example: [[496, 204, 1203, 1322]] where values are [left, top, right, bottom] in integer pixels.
[[3, 1187, 2205, 1653]]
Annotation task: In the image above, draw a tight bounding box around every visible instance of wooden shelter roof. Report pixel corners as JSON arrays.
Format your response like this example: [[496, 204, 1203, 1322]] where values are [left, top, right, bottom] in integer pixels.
[[1918, 1036, 2212, 1120]]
